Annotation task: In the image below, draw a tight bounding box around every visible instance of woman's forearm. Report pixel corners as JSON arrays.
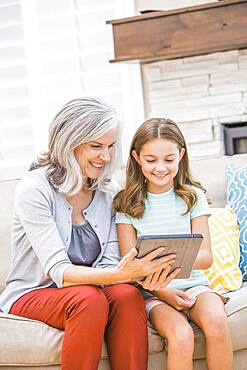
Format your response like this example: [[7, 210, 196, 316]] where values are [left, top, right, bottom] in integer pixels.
[[62, 265, 127, 287], [62, 248, 177, 288]]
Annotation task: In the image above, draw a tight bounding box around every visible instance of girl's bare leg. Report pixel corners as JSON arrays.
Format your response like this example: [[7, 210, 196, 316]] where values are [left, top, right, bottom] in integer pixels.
[[189, 292, 233, 370], [150, 303, 194, 370]]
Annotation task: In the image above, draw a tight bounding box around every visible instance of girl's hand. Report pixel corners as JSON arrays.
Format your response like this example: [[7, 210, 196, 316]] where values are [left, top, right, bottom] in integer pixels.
[[155, 288, 196, 310], [137, 267, 181, 291], [117, 247, 176, 282]]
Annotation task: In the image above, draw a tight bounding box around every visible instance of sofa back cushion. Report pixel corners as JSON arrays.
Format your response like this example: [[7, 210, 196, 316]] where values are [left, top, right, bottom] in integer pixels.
[[0, 179, 19, 292], [190, 154, 247, 208]]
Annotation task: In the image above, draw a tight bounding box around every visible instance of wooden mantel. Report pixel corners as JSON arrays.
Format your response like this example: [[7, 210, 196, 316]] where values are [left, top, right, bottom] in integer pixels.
[[107, 0, 247, 63]]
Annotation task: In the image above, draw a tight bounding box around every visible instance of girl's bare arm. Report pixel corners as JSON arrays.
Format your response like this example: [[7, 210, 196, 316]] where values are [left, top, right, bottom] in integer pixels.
[[191, 215, 213, 269], [117, 223, 138, 256]]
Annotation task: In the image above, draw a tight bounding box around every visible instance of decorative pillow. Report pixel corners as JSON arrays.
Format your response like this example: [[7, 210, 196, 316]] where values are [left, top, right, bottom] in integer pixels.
[[204, 208, 242, 293], [226, 163, 247, 280]]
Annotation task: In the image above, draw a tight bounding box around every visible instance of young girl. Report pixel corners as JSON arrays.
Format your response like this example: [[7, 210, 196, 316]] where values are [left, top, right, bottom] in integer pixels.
[[113, 118, 233, 370]]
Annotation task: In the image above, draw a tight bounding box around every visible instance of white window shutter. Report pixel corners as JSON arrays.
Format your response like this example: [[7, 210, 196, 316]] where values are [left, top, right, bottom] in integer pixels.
[[0, 0, 34, 180], [0, 0, 144, 180]]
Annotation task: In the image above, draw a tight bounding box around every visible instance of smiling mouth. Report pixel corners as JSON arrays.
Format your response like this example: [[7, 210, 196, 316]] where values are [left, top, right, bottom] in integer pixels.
[[152, 173, 168, 178], [90, 161, 104, 169]]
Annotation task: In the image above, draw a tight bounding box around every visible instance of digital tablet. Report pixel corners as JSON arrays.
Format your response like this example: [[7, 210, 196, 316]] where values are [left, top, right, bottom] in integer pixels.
[[136, 233, 203, 279]]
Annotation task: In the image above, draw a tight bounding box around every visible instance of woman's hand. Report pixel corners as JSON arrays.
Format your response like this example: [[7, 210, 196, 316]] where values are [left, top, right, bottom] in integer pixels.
[[117, 247, 176, 282], [137, 267, 181, 291], [154, 288, 196, 310]]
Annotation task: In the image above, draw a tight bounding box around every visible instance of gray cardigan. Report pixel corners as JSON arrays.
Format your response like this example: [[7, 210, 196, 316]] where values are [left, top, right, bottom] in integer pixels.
[[0, 168, 121, 313]]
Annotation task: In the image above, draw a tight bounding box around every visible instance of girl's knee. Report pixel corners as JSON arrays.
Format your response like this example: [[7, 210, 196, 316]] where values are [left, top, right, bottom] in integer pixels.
[[171, 323, 194, 343], [201, 312, 229, 339], [168, 324, 194, 355], [157, 320, 194, 350]]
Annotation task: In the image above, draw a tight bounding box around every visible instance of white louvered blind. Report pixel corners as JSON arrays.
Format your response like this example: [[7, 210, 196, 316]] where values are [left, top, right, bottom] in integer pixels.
[[0, 0, 34, 180], [0, 0, 144, 180], [37, 0, 123, 118]]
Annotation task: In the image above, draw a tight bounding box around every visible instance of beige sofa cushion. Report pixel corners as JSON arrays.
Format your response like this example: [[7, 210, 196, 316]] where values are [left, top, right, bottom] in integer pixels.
[[0, 314, 62, 366], [0, 313, 163, 366]]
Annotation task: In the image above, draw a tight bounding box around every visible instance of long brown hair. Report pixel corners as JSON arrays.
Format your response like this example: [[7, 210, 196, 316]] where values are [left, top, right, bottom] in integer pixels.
[[113, 118, 206, 218]]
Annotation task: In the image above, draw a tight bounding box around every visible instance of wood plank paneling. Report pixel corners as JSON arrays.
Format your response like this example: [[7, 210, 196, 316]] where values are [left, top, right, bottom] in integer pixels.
[[107, 0, 247, 63]]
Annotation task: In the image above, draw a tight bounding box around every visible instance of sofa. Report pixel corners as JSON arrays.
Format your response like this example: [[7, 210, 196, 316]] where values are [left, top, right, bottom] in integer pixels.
[[0, 153, 247, 370]]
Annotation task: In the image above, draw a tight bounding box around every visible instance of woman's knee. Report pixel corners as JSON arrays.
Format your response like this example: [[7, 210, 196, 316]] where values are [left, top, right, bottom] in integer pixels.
[[106, 284, 143, 305], [65, 285, 109, 318], [104, 284, 146, 323]]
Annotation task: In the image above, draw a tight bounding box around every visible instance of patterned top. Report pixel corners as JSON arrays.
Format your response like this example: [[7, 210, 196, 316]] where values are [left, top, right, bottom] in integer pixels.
[[116, 186, 211, 290]]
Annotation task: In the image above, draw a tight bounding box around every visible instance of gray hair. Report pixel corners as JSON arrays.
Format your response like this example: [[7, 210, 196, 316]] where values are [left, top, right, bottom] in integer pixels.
[[31, 97, 122, 194]]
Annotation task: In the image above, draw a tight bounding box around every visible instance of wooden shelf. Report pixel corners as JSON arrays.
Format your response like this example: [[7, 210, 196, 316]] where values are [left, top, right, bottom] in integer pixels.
[[107, 0, 247, 63]]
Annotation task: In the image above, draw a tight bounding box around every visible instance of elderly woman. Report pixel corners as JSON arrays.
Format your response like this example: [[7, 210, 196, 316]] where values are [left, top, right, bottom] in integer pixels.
[[0, 97, 177, 370]]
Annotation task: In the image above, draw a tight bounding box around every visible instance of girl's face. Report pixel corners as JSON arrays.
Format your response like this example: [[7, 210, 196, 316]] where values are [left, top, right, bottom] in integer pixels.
[[132, 138, 185, 194], [74, 127, 117, 180]]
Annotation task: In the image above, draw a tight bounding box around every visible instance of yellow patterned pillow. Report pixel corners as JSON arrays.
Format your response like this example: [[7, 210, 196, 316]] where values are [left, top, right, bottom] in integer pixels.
[[204, 207, 242, 294]]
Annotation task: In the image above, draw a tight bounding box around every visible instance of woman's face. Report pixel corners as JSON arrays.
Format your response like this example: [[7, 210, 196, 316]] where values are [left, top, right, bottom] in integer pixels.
[[74, 127, 117, 179]]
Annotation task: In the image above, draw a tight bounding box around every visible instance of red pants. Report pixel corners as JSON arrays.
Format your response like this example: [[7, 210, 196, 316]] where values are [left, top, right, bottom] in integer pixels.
[[10, 284, 148, 370]]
